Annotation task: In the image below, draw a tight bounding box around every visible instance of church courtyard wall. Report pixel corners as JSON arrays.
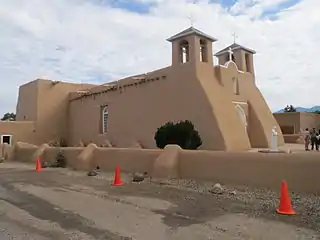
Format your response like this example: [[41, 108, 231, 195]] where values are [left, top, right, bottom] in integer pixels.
[[7, 143, 320, 194]]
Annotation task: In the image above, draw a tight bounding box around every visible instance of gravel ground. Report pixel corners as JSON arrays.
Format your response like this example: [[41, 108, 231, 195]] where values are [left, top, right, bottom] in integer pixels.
[[0, 162, 319, 239], [58, 166, 320, 234]]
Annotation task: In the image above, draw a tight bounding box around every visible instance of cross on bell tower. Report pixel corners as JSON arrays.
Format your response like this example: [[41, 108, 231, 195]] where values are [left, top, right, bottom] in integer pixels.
[[187, 0, 196, 27], [187, 13, 194, 27], [232, 32, 238, 43]]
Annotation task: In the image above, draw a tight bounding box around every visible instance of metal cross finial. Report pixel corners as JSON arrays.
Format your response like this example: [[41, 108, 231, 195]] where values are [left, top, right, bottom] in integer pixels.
[[228, 47, 233, 61], [232, 32, 237, 43], [187, 0, 196, 27], [188, 14, 194, 27]]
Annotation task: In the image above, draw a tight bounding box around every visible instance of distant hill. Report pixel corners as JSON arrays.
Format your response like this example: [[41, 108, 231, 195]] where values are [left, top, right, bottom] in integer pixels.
[[275, 106, 320, 113]]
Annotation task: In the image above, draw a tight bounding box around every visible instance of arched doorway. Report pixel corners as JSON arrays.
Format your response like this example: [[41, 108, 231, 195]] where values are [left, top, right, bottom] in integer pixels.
[[235, 104, 247, 132]]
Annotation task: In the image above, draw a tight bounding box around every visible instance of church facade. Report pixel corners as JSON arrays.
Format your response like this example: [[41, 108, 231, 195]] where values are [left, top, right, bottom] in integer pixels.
[[0, 27, 284, 151]]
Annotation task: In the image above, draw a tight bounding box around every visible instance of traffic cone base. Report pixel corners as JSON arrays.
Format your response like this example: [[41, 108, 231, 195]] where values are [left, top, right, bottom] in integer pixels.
[[112, 166, 124, 186], [112, 181, 124, 186], [276, 180, 296, 215], [276, 208, 296, 215], [35, 158, 42, 172]]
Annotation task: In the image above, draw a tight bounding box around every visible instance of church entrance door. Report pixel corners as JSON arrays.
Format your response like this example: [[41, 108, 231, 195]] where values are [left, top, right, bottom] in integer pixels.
[[235, 104, 247, 132]]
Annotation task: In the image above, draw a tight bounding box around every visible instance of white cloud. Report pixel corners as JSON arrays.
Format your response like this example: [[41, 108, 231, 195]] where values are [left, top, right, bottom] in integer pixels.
[[0, 0, 319, 114]]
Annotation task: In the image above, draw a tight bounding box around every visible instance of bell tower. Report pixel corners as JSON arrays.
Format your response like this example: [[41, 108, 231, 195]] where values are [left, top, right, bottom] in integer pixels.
[[214, 43, 256, 74], [166, 27, 218, 67]]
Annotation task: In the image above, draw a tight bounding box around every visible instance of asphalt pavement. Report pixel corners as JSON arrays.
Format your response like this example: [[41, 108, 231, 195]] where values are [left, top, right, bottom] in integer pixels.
[[0, 163, 318, 240]]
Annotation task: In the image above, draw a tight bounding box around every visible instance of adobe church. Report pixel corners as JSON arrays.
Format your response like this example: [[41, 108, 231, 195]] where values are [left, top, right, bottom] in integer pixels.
[[0, 27, 284, 151]]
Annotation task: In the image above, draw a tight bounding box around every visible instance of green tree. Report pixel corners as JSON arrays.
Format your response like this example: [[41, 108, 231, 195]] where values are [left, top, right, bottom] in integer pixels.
[[312, 110, 320, 114], [1, 112, 16, 121], [284, 105, 296, 112], [154, 120, 202, 150]]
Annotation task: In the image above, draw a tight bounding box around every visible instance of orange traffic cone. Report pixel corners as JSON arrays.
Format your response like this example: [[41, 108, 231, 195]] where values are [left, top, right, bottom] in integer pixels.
[[35, 157, 42, 172], [276, 181, 296, 215], [112, 166, 124, 186]]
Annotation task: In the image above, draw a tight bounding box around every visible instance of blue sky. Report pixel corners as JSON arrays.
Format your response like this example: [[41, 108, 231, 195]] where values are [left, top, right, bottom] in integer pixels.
[[97, 0, 302, 19], [259, 0, 302, 19], [0, 0, 319, 113]]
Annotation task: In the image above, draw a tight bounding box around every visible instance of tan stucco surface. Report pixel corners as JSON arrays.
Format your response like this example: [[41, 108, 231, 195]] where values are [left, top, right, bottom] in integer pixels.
[[274, 112, 320, 134], [7, 144, 320, 194]]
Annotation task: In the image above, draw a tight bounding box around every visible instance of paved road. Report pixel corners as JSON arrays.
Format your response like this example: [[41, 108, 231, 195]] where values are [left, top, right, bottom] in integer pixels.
[[0, 165, 127, 239], [0, 163, 318, 239]]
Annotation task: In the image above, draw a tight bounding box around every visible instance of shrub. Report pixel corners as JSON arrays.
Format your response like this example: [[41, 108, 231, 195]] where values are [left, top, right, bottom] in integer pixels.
[[58, 138, 68, 147], [154, 120, 202, 150], [50, 138, 68, 147], [53, 150, 67, 168]]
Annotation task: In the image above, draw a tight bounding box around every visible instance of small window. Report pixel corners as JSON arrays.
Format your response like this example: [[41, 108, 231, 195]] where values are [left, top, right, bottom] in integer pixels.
[[102, 106, 108, 134], [225, 54, 235, 62], [245, 53, 251, 72], [232, 77, 239, 95], [179, 40, 189, 64], [1, 135, 12, 146], [200, 39, 208, 62]]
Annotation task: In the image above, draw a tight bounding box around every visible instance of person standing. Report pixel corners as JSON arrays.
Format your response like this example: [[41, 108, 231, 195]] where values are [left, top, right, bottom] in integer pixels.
[[304, 128, 310, 151], [310, 128, 317, 150], [316, 130, 320, 151]]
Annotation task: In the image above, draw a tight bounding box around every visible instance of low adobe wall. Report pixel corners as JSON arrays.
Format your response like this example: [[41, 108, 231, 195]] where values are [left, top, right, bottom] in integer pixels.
[[0, 144, 11, 159], [179, 150, 320, 193], [283, 134, 304, 144], [9, 142, 38, 162], [92, 147, 162, 173], [9, 143, 320, 193], [12, 143, 162, 173]]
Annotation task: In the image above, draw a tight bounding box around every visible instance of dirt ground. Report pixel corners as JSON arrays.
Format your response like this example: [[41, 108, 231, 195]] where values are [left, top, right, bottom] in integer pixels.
[[0, 162, 319, 239]]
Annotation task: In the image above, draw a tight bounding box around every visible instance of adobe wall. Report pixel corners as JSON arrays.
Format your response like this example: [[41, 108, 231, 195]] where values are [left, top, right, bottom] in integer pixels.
[[68, 46, 279, 151], [273, 112, 320, 134], [92, 148, 161, 173], [283, 134, 304, 144], [299, 112, 320, 130], [12, 144, 161, 172], [273, 112, 300, 134], [16, 81, 38, 121], [9, 142, 38, 162], [179, 150, 320, 193], [35, 80, 97, 144], [0, 121, 36, 145], [193, 55, 251, 151], [0, 144, 11, 159], [68, 65, 250, 151], [10, 143, 320, 193], [215, 64, 284, 148], [5, 79, 97, 146]]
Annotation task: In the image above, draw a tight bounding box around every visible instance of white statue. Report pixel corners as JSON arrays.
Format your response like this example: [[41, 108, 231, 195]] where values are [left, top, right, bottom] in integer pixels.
[[271, 126, 278, 150]]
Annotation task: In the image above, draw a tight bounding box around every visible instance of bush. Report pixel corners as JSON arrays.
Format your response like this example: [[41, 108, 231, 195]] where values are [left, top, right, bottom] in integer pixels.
[[154, 120, 202, 149], [50, 138, 68, 147], [52, 150, 67, 168]]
